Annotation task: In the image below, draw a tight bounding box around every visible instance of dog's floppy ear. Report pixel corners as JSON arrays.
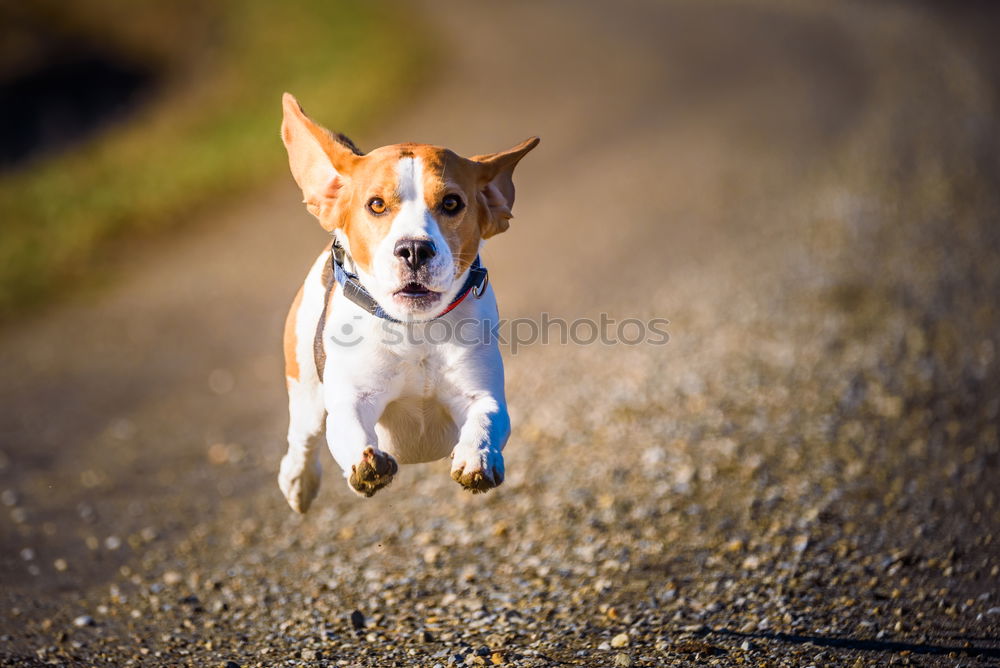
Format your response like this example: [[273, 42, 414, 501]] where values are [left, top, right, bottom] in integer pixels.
[[281, 92, 362, 230], [472, 136, 539, 239]]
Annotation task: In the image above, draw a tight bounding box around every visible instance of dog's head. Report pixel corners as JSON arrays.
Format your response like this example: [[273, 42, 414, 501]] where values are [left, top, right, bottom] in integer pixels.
[[281, 93, 538, 321]]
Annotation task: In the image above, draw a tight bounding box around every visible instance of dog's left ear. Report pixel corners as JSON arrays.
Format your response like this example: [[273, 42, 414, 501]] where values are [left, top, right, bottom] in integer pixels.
[[472, 137, 539, 239]]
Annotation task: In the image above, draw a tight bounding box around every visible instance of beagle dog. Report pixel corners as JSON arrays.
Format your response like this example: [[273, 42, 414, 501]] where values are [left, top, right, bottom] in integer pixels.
[[277, 93, 538, 512]]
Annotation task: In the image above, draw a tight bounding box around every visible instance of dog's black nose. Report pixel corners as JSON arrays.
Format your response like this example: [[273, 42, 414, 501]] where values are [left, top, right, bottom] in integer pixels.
[[394, 238, 436, 270]]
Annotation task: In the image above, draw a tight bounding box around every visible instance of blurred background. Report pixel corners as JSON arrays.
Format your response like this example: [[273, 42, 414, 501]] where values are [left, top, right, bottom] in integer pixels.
[[0, 0, 424, 316], [1, 1, 998, 665]]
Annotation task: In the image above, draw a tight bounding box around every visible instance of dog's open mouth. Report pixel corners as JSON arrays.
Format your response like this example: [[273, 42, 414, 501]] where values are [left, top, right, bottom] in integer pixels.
[[393, 282, 442, 309], [396, 282, 433, 298]]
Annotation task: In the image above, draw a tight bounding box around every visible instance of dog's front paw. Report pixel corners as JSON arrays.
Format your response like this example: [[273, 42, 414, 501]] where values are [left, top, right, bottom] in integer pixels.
[[278, 453, 322, 514], [348, 446, 398, 497], [450, 448, 504, 493]]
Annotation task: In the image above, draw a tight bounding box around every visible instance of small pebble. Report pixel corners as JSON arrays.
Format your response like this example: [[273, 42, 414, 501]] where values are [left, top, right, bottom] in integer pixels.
[[610, 632, 629, 648], [73, 615, 94, 628]]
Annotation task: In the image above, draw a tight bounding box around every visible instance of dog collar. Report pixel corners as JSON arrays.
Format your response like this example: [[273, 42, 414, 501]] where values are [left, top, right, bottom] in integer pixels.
[[330, 240, 489, 323]]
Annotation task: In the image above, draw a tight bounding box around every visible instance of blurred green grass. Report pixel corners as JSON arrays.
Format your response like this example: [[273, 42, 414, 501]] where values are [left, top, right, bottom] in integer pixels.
[[0, 0, 429, 319]]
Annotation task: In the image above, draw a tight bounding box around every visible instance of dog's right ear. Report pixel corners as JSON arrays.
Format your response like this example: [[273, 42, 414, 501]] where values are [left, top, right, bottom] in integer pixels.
[[281, 93, 362, 230], [471, 136, 539, 239]]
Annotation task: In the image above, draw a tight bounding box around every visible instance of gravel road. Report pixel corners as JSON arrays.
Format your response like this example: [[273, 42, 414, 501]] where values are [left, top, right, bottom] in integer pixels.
[[2, 1, 999, 666]]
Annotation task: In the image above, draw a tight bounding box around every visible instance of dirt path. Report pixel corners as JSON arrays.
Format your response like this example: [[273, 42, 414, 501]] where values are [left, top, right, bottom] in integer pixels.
[[2, 2, 998, 666]]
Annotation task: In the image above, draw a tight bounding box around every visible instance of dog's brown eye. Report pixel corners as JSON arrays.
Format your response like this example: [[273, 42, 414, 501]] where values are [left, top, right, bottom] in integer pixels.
[[441, 194, 464, 214], [367, 197, 387, 215]]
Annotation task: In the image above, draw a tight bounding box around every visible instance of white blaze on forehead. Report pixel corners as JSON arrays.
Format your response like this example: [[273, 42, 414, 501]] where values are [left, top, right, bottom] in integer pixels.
[[396, 156, 421, 203], [389, 156, 434, 240]]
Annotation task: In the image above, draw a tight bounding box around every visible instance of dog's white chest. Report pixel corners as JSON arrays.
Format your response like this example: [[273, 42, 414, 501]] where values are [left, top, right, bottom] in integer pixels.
[[371, 340, 462, 463]]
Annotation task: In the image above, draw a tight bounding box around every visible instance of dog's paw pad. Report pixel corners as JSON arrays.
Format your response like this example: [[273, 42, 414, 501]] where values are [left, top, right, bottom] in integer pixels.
[[349, 447, 397, 497], [450, 453, 504, 494]]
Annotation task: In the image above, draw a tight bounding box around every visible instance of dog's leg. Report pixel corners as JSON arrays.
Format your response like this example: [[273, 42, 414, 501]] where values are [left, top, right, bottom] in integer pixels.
[[278, 378, 326, 513], [277, 269, 329, 514], [449, 395, 510, 493], [325, 392, 398, 497]]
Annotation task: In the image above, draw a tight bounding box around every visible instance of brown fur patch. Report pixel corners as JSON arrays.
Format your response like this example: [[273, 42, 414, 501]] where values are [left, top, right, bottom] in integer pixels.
[[411, 146, 485, 273], [283, 284, 304, 383]]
